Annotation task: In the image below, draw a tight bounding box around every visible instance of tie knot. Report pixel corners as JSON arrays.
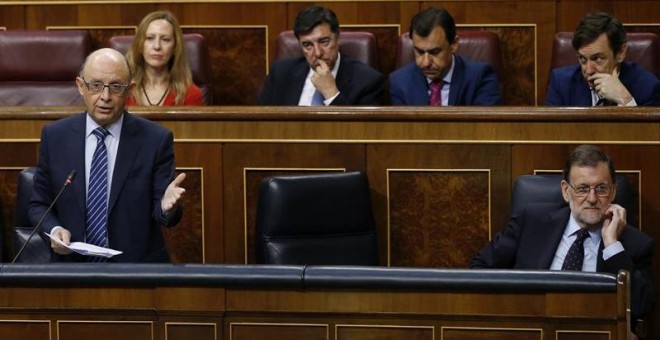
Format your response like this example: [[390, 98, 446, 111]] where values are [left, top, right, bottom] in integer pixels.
[[431, 79, 444, 91], [92, 127, 109, 141], [575, 228, 590, 243]]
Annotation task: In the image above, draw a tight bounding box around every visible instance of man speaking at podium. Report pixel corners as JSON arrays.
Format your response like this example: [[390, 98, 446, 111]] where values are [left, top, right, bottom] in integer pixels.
[[28, 48, 186, 263]]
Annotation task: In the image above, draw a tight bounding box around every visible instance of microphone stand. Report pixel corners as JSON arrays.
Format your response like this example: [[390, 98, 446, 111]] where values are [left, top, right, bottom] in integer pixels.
[[10, 170, 76, 263]]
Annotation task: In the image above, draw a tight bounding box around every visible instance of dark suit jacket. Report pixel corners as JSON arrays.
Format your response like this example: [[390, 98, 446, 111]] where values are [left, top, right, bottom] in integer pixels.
[[545, 61, 660, 106], [389, 54, 502, 105], [471, 203, 656, 319], [257, 53, 385, 105], [28, 112, 182, 263]]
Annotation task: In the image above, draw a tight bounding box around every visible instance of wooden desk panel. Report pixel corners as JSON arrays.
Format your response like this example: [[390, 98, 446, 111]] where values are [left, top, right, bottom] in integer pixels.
[[0, 106, 657, 338]]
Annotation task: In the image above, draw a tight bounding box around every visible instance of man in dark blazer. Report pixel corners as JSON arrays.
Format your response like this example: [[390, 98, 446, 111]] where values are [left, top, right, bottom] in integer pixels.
[[389, 7, 501, 106], [471, 145, 655, 330], [546, 12, 659, 106], [257, 5, 384, 106], [28, 48, 186, 263]]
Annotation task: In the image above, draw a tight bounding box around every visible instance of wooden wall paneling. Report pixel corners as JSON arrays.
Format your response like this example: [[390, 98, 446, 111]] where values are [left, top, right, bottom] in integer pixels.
[[162, 2, 291, 74], [57, 320, 154, 340], [0, 142, 39, 262], [47, 26, 137, 51], [439, 1, 556, 104], [164, 2, 287, 101], [0, 320, 50, 340], [26, 4, 153, 29], [440, 326, 542, 340], [182, 26, 268, 105], [366, 144, 510, 267], [555, 330, 611, 340], [335, 324, 434, 340], [165, 322, 218, 340], [228, 322, 328, 340], [0, 6, 24, 29], [343, 25, 401, 90], [0, 168, 27, 262], [330, 0, 406, 85], [557, 1, 660, 32], [459, 25, 537, 105], [171, 143, 222, 264], [222, 143, 366, 264]]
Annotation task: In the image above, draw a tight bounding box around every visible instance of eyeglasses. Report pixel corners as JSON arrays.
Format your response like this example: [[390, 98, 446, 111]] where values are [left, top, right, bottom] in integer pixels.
[[81, 78, 129, 95], [566, 182, 612, 197]]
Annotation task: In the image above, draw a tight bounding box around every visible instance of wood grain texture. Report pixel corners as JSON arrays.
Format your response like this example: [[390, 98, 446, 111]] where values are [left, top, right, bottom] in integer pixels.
[[0, 107, 658, 338], [222, 143, 365, 264], [388, 170, 490, 268], [0, 321, 50, 340]]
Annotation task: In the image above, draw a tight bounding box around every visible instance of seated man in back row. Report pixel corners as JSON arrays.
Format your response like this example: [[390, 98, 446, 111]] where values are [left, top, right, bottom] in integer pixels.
[[257, 5, 385, 106], [471, 145, 655, 333], [389, 7, 501, 106], [546, 12, 659, 106]]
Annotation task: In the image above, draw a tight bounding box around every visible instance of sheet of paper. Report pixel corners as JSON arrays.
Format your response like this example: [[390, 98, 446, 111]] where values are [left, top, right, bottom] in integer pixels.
[[44, 232, 123, 258]]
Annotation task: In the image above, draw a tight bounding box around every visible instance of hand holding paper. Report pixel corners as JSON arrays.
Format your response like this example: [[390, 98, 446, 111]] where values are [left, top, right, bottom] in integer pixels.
[[45, 232, 122, 258]]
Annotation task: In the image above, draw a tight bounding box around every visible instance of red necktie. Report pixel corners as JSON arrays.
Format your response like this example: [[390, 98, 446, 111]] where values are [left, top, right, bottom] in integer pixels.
[[429, 80, 444, 106]]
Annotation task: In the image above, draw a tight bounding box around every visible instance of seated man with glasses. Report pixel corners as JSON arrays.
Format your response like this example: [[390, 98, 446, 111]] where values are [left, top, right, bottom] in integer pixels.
[[28, 48, 187, 263], [471, 145, 655, 332]]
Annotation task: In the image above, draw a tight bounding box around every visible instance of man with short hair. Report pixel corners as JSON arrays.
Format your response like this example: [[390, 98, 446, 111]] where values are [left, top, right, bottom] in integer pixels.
[[257, 5, 385, 106], [471, 145, 655, 331], [29, 48, 186, 262], [389, 7, 501, 106], [546, 12, 659, 106]]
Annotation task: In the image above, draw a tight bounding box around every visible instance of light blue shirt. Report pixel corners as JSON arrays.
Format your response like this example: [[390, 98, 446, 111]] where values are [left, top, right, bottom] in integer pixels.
[[550, 212, 624, 271]]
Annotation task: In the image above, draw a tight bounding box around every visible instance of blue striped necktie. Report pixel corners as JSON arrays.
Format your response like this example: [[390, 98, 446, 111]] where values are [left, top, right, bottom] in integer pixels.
[[86, 127, 110, 262]]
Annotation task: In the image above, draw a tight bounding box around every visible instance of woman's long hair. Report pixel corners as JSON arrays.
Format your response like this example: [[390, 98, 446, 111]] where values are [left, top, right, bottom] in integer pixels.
[[126, 10, 193, 105]]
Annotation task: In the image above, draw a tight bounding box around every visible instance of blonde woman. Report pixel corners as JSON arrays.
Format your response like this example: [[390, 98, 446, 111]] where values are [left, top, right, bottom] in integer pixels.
[[126, 11, 203, 106]]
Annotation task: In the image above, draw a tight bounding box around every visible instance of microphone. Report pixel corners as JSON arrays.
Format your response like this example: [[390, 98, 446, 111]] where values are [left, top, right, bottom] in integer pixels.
[[11, 170, 77, 263]]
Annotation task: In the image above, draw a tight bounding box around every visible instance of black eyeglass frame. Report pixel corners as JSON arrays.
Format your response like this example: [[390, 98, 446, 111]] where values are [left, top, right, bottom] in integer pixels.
[[565, 181, 613, 197], [80, 77, 130, 95]]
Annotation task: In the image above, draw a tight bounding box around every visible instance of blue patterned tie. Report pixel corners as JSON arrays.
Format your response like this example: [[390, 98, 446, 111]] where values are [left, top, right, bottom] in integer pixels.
[[311, 90, 325, 106], [561, 228, 589, 271], [86, 127, 109, 262]]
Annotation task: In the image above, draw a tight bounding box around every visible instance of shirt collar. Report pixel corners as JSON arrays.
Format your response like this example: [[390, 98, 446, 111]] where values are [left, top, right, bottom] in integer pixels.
[[566, 212, 602, 244], [86, 112, 124, 139]]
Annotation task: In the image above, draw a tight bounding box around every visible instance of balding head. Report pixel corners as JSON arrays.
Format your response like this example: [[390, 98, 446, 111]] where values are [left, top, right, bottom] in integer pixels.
[[80, 48, 132, 81], [76, 48, 135, 127]]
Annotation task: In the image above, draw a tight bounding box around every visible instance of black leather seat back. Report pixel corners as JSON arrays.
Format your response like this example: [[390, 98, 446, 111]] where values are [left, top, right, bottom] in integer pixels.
[[511, 174, 635, 227], [255, 171, 379, 265], [12, 167, 51, 263]]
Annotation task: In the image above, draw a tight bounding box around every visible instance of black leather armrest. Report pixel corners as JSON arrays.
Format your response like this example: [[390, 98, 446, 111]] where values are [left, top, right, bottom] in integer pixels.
[[302, 267, 617, 292], [0, 264, 304, 288]]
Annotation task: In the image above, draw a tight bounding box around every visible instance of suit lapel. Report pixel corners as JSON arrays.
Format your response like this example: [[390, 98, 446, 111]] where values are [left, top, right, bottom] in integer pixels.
[[108, 112, 140, 214], [536, 207, 571, 268], [574, 73, 593, 106], [70, 113, 88, 219], [448, 55, 465, 106], [335, 53, 351, 92], [287, 58, 310, 104], [411, 66, 430, 105], [596, 241, 606, 271]]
